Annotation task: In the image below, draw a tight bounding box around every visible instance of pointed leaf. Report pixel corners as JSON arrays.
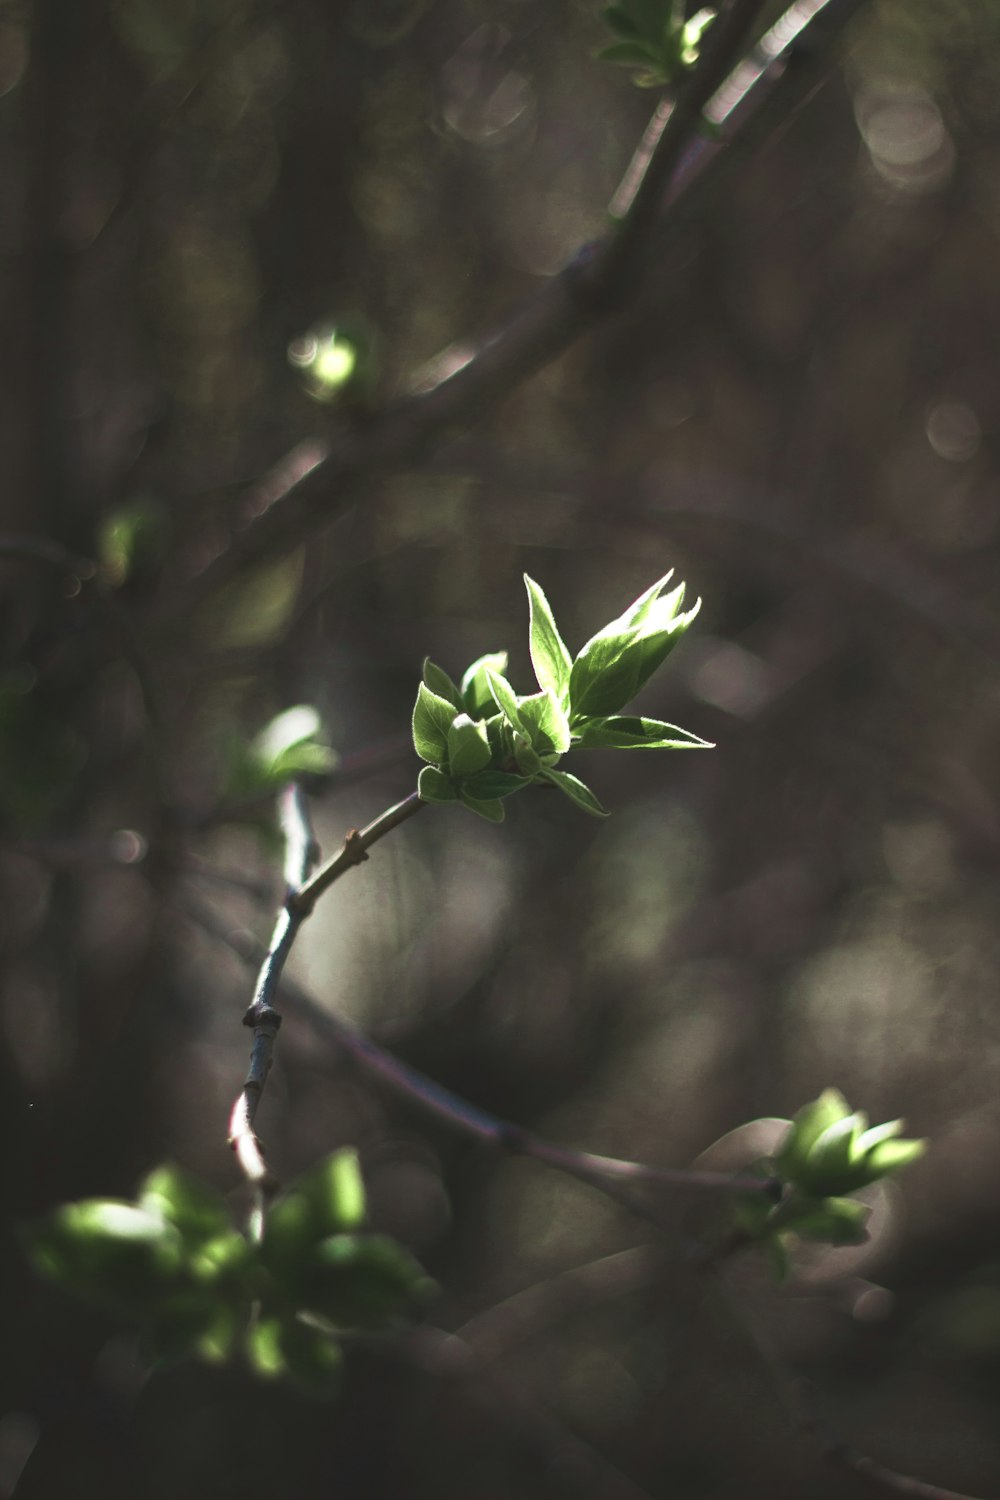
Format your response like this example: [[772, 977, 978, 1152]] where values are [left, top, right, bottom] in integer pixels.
[[486, 669, 528, 733], [860, 1137, 927, 1181], [461, 652, 509, 718], [412, 682, 456, 765], [524, 575, 573, 702], [517, 688, 571, 756], [537, 767, 608, 817], [776, 1089, 852, 1183], [422, 658, 462, 709], [574, 715, 713, 750]]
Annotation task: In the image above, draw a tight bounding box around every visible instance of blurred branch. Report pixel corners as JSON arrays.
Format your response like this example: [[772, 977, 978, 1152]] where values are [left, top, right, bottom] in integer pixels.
[[190, 886, 777, 1221], [168, 0, 871, 607], [589, 0, 769, 303]]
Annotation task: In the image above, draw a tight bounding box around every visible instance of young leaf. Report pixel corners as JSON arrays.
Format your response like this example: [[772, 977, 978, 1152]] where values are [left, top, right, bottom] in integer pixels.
[[524, 574, 573, 702], [574, 715, 713, 750], [447, 713, 492, 777], [138, 1166, 230, 1248], [776, 1089, 852, 1183], [778, 1196, 871, 1246], [412, 683, 456, 765], [422, 658, 462, 709], [463, 769, 531, 800], [417, 765, 458, 803], [461, 652, 509, 718], [486, 669, 528, 733], [302, 1233, 437, 1329], [537, 767, 608, 817], [26, 1201, 186, 1314], [459, 789, 505, 823], [569, 584, 700, 718], [516, 688, 571, 757]]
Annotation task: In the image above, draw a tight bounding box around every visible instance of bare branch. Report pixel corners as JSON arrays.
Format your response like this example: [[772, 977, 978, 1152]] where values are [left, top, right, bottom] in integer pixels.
[[191, 890, 777, 1223]]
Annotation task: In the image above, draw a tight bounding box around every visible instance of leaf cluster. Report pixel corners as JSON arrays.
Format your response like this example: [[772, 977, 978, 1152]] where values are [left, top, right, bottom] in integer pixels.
[[24, 1154, 433, 1396], [413, 571, 710, 822], [598, 0, 717, 88], [734, 1090, 927, 1281]]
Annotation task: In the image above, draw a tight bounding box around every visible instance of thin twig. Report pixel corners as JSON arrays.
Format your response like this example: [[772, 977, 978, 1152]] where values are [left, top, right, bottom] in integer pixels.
[[289, 791, 424, 915], [227, 783, 318, 1195], [191, 887, 777, 1216]]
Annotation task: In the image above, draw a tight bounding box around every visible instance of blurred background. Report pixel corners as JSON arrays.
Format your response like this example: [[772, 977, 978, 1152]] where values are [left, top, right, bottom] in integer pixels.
[[3, 0, 1000, 1495]]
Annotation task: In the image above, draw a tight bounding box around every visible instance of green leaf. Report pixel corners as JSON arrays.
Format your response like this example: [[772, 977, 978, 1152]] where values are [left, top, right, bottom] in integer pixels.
[[537, 767, 608, 817], [569, 581, 700, 718], [573, 715, 713, 751], [463, 769, 531, 800], [461, 652, 509, 718], [422, 658, 462, 709], [447, 713, 492, 777], [524, 574, 573, 703], [252, 705, 324, 766], [485, 669, 527, 733], [776, 1090, 852, 1183], [26, 1201, 186, 1314], [189, 1231, 253, 1288], [778, 1196, 871, 1246], [412, 682, 456, 765], [856, 1136, 927, 1185], [300, 1233, 436, 1329], [417, 765, 458, 803], [516, 688, 571, 757], [246, 1316, 288, 1379], [137, 1166, 230, 1248], [795, 1114, 868, 1196], [261, 1151, 368, 1290], [512, 736, 542, 775], [459, 789, 505, 823]]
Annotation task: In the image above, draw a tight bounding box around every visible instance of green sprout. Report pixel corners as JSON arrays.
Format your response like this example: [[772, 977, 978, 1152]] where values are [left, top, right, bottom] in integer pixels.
[[413, 571, 711, 822], [24, 1153, 434, 1394], [733, 1090, 927, 1281], [597, 1, 717, 88]]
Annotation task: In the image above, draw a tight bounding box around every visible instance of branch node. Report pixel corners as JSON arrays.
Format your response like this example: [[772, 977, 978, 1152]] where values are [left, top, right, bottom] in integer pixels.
[[242, 1002, 283, 1030]]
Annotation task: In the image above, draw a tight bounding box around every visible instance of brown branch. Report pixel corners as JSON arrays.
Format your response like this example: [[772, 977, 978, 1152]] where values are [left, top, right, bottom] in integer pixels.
[[191, 890, 777, 1224], [162, 0, 871, 608]]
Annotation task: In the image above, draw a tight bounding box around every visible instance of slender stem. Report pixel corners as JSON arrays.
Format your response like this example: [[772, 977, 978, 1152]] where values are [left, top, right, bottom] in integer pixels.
[[227, 783, 319, 1190], [290, 791, 424, 915], [197, 878, 777, 1213]]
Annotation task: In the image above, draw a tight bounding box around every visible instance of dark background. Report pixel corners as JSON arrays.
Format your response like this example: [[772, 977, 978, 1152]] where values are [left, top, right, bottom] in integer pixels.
[[2, 1, 1000, 1496]]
